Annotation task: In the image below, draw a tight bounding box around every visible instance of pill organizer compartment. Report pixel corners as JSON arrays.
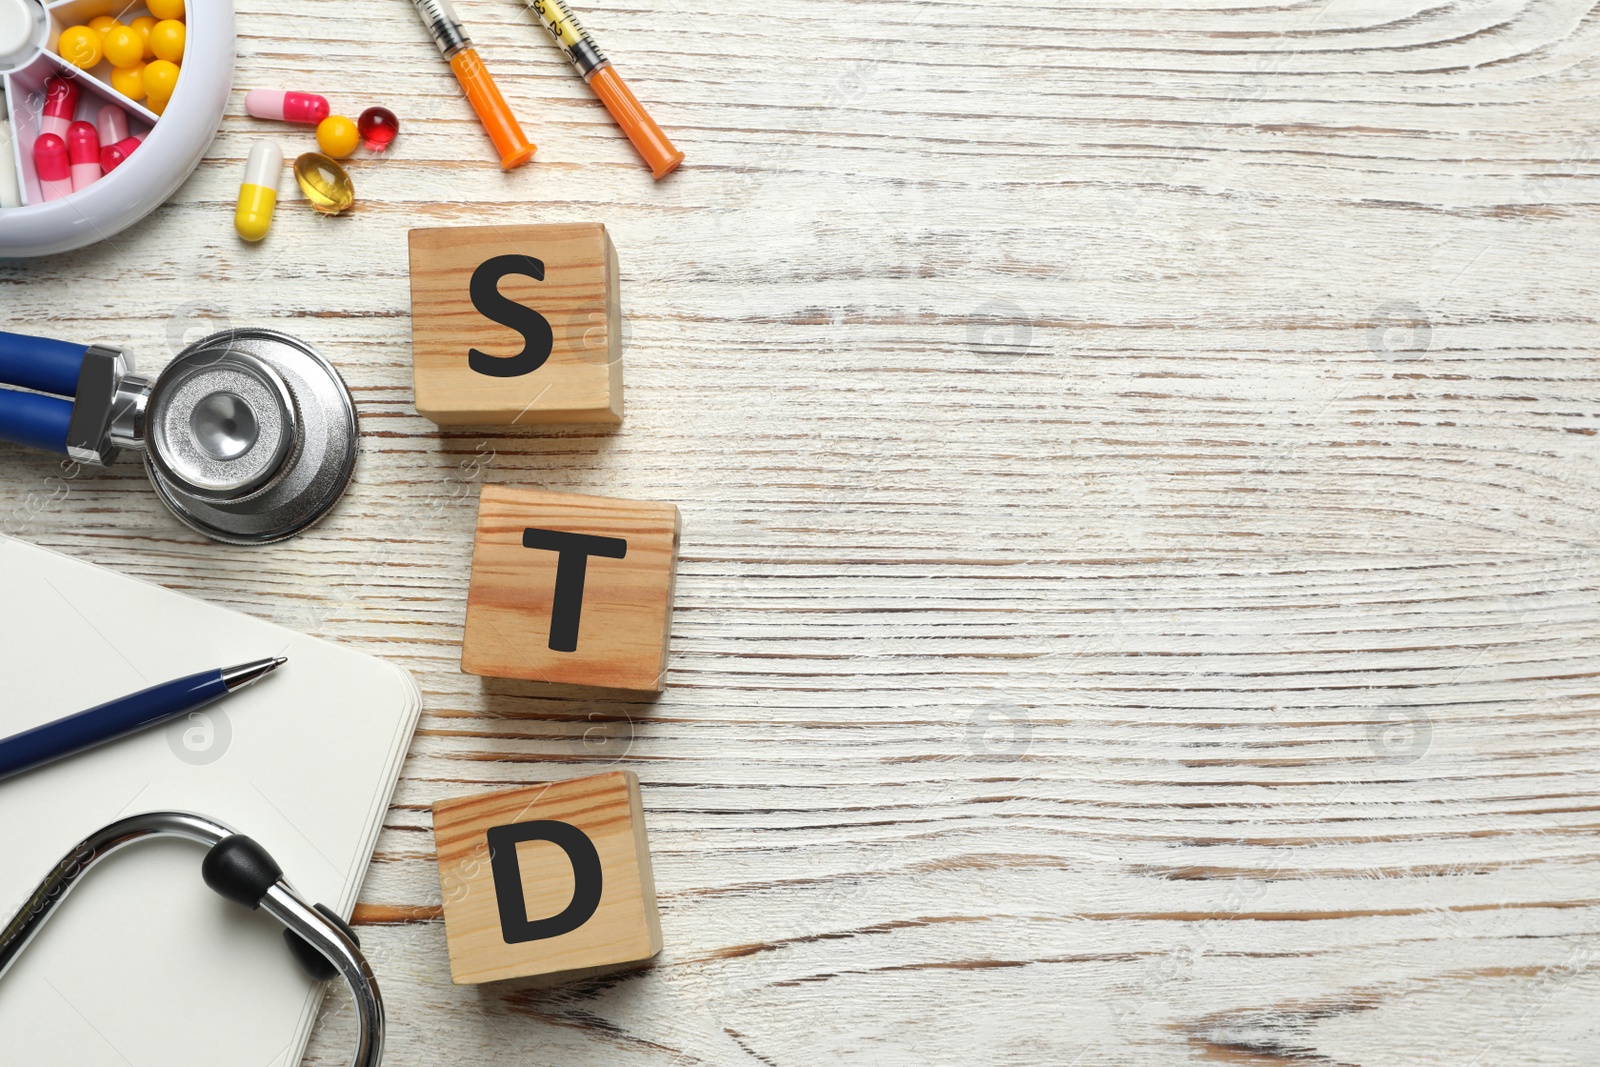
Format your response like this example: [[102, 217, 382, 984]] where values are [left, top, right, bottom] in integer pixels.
[[46, 0, 162, 87], [6, 48, 156, 204], [0, 0, 232, 256]]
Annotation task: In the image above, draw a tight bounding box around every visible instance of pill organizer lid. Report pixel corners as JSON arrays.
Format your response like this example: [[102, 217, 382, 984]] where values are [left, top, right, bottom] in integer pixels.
[[0, 0, 44, 70]]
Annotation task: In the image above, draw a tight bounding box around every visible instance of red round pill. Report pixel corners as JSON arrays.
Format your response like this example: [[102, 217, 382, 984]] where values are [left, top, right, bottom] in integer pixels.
[[357, 107, 398, 152]]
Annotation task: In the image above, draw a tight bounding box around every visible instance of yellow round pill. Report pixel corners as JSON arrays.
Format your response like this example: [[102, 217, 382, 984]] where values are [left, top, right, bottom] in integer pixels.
[[315, 115, 359, 159], [110, 61, 146, 100], [147, 94, 167, 115], [129, 16, 156, 59], [142, 58, 180, 101], [57, 25, 102, 69], [87, 15, 119, 37], [102, 24, 143, 67], [146, 0, 184, 20], [110, 61, 147, 99], [148, 19, 184, 63]]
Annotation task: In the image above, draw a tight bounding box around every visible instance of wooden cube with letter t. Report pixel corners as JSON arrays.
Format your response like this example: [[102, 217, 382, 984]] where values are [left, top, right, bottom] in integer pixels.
[[462, 485, 680, 691], [433, 771, 663, 984], [409, 223, 623, 426]]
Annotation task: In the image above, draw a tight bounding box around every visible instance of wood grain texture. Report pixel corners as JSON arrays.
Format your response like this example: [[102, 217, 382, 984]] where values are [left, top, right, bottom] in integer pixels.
[[434, 770, 663, 984], [3, 0, 1600, 1062]]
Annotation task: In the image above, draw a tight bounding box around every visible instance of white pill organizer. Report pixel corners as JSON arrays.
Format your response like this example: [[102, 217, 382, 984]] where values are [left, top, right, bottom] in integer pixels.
[[0, 0, 232, 256]]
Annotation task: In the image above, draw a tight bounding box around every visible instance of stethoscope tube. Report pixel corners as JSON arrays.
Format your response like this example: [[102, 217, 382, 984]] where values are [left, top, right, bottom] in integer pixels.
[[0, 810, 384, 1067], [0, 388, 73, 454], [0, 330, 94, 455], [0, 330, 90, 399], [0, 329, 136, 462]]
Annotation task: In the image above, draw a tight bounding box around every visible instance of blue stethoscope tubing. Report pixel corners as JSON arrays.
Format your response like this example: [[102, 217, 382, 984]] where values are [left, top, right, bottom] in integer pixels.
[[0, 330, 99, 455]]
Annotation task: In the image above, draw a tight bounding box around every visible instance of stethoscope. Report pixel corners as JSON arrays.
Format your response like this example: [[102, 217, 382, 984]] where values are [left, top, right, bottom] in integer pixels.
[[0, 811, 384, 1067], [0, 328, 359, 544]]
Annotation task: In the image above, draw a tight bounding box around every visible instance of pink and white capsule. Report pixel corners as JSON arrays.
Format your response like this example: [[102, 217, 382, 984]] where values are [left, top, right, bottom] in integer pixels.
[[32, 133, 72, 201], [66, 121, 101, 191], [99, 137, 141, 171], [96, 105, 129, 145], [96, 106, 143, 172], [42, 78, 78, 138], [244, 89, 330, 126]]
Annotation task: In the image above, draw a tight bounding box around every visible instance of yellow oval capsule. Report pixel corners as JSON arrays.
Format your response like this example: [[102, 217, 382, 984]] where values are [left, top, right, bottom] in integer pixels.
[[293, 152, 354, 214], [235, 141, 282, 242]]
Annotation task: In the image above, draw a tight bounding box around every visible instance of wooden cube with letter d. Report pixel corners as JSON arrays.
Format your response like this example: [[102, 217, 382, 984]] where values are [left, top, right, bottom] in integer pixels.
[[409, 222, 623, 426], [462, 485, 680, 692], [433, 771, 663, 984]]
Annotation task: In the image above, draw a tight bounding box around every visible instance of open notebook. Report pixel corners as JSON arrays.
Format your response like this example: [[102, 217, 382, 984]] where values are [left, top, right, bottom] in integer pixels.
[[0, 535, 421, 1067]]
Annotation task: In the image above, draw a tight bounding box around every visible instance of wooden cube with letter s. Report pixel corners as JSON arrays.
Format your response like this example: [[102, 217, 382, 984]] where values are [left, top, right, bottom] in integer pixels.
[[433, 771, 663, 984], [409, 223, 624, 426]]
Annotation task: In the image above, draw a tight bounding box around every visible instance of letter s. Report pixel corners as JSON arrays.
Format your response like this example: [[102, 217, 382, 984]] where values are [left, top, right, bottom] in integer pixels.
[[467, 254, 554, 378]]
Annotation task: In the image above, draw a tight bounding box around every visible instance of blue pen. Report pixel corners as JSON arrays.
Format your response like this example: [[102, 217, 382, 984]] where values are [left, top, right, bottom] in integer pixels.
[[0, 657, 286, 781]]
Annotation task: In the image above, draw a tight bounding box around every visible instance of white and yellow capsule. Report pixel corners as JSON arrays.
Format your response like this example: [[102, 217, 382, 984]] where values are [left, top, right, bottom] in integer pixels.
[[234, 141, 282, 243]]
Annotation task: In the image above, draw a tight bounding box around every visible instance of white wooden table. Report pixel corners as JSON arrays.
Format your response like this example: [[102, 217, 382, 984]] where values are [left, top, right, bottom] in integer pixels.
[[5, 0, 1600, 1062]]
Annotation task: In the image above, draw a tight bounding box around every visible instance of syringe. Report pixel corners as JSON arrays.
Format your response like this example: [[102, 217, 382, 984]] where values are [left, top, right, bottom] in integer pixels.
[[521, 0, 683, 179], [410, 0, 537, 169]]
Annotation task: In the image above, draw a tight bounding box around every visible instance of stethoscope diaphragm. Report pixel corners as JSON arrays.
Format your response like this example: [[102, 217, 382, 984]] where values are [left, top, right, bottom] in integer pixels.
[[144, 329, 357, 544], [0, 326, 358, 545]]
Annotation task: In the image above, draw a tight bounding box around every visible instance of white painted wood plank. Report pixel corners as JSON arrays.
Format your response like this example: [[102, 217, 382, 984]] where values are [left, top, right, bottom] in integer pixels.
[[4, 0, 1600, 1063]]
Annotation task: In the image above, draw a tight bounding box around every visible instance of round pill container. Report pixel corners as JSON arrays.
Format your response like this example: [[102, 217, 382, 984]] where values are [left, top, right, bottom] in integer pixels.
[[0, 0, 233, 256]]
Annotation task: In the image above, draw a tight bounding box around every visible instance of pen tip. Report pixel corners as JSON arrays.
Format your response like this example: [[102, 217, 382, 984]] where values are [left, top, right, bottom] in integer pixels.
[[221, 656, 289, 691]]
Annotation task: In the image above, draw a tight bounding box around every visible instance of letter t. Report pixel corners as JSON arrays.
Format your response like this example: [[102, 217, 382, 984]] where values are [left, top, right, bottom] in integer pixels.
[[521, 528, 627, 652]]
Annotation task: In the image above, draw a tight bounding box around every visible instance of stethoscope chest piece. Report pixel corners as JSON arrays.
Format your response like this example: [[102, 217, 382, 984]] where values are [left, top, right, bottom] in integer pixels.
[[0, 326, 358, 545], [144, 330, 357, 545]]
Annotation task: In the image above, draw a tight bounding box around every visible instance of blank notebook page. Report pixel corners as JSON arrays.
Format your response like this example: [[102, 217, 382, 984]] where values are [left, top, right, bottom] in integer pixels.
[[0, 535, 420, 1067]]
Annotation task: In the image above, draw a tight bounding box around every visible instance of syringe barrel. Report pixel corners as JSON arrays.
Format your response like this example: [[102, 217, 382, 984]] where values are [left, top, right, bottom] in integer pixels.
[[525, 0, 609, 80], [411, 0, 473, 57]]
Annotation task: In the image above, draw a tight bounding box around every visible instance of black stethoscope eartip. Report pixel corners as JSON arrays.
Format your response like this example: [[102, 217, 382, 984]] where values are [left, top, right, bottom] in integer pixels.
[[200, 835, 359, 981], [284, 904, 362, 982], [201, 834, 284, 909], [0, 812, 384, 1067]]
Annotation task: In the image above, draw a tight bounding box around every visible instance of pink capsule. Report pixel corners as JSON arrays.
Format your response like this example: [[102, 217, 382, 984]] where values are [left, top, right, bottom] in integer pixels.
[[66, 121, 100, 191], [96, 105, 129, 147], [99, 135, 142, 172], [42, 77, 78, 139], [244, 89, 330, 126], [33, 133, 72, 201]]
